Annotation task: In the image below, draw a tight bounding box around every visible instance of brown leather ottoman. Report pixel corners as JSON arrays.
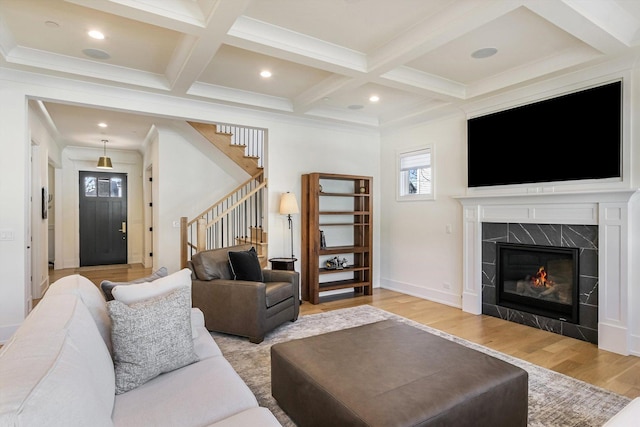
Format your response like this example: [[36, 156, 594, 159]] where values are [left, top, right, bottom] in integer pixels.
[[271, 319, 527, 427]]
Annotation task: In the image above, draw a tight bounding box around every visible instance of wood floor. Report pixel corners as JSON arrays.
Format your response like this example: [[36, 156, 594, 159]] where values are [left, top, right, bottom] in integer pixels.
[[46, 265, 640, 400]]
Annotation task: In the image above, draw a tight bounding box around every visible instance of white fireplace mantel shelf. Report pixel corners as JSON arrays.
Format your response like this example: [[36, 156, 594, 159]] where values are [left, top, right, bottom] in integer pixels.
[[454, 189, 640, 356]]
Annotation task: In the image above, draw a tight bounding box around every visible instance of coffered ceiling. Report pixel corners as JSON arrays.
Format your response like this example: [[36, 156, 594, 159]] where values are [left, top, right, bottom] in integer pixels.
[[2, 0, 640, 151]]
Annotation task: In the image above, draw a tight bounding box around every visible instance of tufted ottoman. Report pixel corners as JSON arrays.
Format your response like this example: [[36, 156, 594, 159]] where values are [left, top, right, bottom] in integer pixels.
[[271, 319, 527, 427]]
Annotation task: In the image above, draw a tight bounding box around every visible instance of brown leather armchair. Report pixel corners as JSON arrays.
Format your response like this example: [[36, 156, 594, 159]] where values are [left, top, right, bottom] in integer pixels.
[[188, 244, 299, 343]]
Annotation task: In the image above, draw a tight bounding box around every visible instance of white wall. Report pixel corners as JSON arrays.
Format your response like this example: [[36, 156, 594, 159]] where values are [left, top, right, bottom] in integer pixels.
[[380, 113, 466, 307], [27, 104, 61, 298], [151, 124, 250, 273], [0, 87, 29, 340], [265, 121, 380, 279]]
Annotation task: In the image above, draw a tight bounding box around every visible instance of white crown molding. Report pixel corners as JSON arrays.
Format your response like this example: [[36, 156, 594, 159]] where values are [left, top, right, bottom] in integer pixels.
[[227, 16, 367, 73]]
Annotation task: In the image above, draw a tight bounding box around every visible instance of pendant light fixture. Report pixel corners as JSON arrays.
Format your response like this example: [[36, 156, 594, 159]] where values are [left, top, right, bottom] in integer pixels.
[[96, 139, 113, 169]]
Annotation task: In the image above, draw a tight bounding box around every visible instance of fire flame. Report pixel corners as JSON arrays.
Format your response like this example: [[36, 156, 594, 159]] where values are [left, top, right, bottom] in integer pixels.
[[531, 266, 554, 288]]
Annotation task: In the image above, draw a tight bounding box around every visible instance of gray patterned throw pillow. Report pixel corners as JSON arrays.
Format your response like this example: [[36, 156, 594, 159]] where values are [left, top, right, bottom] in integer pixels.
[[108, 286, 198, 394]]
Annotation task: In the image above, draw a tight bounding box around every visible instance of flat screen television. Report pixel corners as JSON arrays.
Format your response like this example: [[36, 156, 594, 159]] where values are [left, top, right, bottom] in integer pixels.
[[467, 81, 622, 188]]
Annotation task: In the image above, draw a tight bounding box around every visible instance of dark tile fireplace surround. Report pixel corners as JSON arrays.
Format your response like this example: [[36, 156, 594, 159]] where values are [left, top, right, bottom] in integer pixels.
[[482, 223, 598, 344]]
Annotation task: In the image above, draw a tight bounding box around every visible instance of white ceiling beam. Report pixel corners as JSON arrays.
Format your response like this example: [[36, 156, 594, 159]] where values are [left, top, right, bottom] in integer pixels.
[[380, 67, 467, 99], [65, 0, 207, 34], [226, 16, 367, 73], [563, 0, 640, 47], [525, 0, 631, 54], [187, 82, 293, 112], [166, 0, 251, 94], [4, 46, 170, 90]]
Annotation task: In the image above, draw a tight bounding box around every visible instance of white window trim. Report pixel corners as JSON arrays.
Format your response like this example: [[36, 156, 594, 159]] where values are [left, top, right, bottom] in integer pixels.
[[396, 145, 435, 202]]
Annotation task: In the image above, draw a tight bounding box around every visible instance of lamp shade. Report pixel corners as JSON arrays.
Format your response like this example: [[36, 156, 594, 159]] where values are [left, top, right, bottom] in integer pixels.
[[279, 192, 299, 215], [96, 156, 113, 169], [96, 139, 113, 169]]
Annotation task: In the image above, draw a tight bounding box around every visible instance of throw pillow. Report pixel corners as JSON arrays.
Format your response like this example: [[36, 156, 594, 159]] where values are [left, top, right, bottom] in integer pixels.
[[228, 247, 263, 281], [108, 286, 198, 394], [111, 268, 191, 305], [100, 267, 168, 301], [111, 268, 198, 339]]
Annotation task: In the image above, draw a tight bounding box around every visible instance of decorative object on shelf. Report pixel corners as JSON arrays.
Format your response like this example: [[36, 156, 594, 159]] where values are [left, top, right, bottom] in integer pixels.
[[279, 192, 300, 258], [320, 230, 327, 249], [359, 186, 366, 193], [325, 256, 348, 270], [319, 184, 323, 192], [96, 139, 113, 169]]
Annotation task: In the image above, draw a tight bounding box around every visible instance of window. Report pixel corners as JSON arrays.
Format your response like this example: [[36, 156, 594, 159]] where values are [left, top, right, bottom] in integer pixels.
[[83, 176, 123, 198], [397, 146, 434, 201]]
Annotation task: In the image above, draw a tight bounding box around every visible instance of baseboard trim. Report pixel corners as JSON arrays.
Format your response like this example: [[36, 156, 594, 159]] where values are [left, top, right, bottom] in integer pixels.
[[381, 278, 461, 308]]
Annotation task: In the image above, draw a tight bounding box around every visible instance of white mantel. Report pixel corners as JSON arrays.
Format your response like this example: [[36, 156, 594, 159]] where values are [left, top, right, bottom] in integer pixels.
[[455, 189, 640, 356]]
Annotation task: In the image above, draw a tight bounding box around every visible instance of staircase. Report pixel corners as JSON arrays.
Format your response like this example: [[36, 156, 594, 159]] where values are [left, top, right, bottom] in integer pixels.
[[180, 123, 268, 269]]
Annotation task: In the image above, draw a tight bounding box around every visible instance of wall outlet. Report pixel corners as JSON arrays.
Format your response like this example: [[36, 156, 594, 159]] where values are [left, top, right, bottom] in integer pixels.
[[443, 282, 451, 290], [0, 229, 14, 241], [445, 224, 452, 234], [172, 220, 180, 228]]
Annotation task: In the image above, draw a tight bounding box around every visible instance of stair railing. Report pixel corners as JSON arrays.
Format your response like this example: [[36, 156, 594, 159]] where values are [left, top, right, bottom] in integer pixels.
[[180, 170, 266, 268], [217, 124, 265, 168]]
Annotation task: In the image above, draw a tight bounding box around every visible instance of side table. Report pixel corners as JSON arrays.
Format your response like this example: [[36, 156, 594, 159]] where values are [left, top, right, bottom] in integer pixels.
[[269, 257, 297, 271]]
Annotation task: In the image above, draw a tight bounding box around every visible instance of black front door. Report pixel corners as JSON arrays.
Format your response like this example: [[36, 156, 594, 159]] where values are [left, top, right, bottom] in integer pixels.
[[79, 171, 128, 266]]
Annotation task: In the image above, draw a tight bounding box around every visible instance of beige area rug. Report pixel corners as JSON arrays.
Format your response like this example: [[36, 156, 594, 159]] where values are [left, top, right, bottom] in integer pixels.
[[211, 305, 631, 427]]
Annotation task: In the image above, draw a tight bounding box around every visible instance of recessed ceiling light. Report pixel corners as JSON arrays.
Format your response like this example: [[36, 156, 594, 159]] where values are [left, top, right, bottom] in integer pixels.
[[98, 122, 107, 128], [471, 47, 498, 59], [82, 48, 111, 60], [88, 30, 105, 40], [369, 95, 380, 102], [260, 70, 272, 78]]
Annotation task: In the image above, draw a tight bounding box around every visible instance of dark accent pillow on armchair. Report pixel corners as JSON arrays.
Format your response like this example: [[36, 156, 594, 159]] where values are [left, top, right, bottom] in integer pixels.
[[228, 247, 263, 282]]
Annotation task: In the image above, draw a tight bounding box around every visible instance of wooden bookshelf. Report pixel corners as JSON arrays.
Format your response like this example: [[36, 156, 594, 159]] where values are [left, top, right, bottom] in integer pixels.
[[301, 173, 373, 304]]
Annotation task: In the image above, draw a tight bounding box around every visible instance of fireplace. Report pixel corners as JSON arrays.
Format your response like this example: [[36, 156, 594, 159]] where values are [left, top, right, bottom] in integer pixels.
[[480, 222, 598, 345], [456, 190, 639, 356], [496, 243, 579, 324]]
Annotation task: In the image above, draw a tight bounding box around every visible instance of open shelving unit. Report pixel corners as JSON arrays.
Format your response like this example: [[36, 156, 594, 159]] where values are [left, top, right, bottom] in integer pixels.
[[301, 172, 372, 304]]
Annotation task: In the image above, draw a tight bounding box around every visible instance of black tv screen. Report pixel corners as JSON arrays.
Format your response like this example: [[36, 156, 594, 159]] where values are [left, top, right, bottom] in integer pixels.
[[467, 81, 622, 187]]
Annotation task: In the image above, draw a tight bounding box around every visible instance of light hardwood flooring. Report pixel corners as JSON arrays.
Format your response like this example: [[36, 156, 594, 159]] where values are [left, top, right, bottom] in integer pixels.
[[44, 265, 640, 400]]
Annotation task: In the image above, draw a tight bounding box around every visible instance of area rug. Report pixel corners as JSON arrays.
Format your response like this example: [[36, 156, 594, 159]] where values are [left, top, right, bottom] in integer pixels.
[[211, 305, 630, 427]]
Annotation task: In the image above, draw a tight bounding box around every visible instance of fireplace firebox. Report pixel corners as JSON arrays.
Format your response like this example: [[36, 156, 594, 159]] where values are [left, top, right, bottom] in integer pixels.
[[496, 243, 579, 324]]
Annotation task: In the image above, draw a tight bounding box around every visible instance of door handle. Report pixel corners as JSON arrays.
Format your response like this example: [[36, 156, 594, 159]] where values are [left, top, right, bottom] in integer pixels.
[[119, 222, 127, 233]]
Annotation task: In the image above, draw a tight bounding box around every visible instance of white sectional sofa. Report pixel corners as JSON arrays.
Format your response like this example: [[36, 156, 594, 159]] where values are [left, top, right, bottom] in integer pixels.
[[604, 397, 640, 426], [0, 274, 281, 426]]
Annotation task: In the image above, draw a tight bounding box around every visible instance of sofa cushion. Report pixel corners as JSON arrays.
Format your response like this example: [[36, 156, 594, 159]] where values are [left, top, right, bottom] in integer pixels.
[[111, 268, 191, 304], [191, 244, 251, 281], [112, 356, 259, 427], [228, 247, 263, 282], [111, 268, 198, 338], [108, 287, 198, 394], [208, 407, 282, 427], [100, 267, 168, 301], [45, 274, 113, 353], [0, 294, 115, 427]]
